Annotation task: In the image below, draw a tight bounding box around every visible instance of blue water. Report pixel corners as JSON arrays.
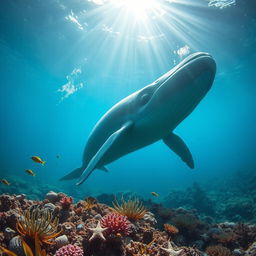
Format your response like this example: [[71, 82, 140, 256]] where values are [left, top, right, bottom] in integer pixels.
[[0, 0, 255, 200]]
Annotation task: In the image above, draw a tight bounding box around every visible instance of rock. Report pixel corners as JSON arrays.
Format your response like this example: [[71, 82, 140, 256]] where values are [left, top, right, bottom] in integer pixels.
[[55, 235, 69, 248], [8, 236, 25, 256], [16, 194, 26, 200], [245, 242, 256, 256], [45, 191, 59, 203], [4, 227, 16, 240], [233, 248, 245, 256], [143, 212, 157, 225], [94, 214, 102, 220]]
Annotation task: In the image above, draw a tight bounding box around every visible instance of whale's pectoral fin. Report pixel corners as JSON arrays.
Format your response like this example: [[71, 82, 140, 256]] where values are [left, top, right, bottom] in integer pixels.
[[163, 132, 194, 169], [76, 121, 134, 185], [98, 166, 109, 172]]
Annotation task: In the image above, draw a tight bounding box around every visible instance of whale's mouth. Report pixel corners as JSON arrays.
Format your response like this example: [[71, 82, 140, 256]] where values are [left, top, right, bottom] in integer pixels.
[[153, 52, 212, 88], [166, 52, 212, 80]]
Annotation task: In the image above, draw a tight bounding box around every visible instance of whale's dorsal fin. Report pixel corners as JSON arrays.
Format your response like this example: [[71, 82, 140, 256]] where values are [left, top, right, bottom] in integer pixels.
[[76, 121, 134, 185], [163, 132, 194, 169]]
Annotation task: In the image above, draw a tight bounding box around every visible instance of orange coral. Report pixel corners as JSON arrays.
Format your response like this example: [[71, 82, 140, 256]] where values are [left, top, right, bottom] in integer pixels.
[[83, 197, 98, 211], [164, 224, 179, 235]]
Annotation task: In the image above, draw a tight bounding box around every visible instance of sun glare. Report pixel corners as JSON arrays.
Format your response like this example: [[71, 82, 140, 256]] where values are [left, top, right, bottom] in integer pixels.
[[111, 0, 162, 21]]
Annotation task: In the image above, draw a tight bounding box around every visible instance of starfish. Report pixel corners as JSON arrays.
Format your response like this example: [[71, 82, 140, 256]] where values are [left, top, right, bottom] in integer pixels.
[[161, 241, 183, 256], [88, 221, 108, 241]]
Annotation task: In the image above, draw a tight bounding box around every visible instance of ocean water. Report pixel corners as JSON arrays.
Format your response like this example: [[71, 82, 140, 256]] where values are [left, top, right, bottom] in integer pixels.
[[0, 0, 255, 206]]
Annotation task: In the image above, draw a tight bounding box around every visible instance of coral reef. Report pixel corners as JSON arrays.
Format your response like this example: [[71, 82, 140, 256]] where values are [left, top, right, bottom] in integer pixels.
[[0, 191, 256, 256]]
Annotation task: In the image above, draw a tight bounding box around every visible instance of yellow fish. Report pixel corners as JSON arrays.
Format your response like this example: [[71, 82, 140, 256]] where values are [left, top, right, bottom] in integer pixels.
[[25, 169, 36, 176], [1, 179, 10, 185], [151, 192, 159, 197], [31, 156, 46, 165]]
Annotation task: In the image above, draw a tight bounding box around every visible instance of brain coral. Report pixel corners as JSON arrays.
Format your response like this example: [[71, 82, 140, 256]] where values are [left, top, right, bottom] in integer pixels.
[[54, 244, 83, 256]]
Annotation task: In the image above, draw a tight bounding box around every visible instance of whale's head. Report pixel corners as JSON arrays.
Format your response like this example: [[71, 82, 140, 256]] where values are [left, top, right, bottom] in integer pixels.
[[135, 52, 216, 133]]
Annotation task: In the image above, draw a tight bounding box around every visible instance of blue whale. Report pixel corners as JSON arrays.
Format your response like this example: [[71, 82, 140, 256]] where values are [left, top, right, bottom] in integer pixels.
[[60, 52, 216, 185]]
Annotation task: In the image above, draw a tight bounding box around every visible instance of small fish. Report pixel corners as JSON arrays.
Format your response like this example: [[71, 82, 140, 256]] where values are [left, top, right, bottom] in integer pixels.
[[151, 192, 159, 197], [1, 179, 10, 185], [31, 156, 46, 165], [25, 169, 36, 176], [56, 154, 60, 159]]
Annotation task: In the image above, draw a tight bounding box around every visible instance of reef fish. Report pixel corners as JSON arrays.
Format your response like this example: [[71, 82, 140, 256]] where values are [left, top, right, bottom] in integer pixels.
[[1, 179, 10, 185], [31, 156, 46, 165], [151, 192, 159, 197], [60, 52, 216, 185], [25, 169, 36, 176]]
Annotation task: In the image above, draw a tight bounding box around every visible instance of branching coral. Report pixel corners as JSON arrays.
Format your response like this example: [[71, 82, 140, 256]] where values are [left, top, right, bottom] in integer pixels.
[[206, 245, 232, 256], [101, 212, 131, 236], [112, 198, 147, 221], [16, 206, 61, 245]]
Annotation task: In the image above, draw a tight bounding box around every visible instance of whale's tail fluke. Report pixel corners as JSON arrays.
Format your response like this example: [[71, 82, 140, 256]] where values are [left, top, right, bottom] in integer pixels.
[[60, 167, 85, 181]]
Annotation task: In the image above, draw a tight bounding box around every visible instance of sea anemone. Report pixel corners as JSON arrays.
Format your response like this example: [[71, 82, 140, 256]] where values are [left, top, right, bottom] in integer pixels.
[[101, 212, 132, 236], [54, 244, 83, 256], [112, 198, 147, 221], [16, 206, 61, 245], [206, 245, 232, 256]]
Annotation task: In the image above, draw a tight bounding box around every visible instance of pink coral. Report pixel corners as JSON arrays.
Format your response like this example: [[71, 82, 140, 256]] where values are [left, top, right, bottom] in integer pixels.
[[54, 244, 83, 256], [101, 212, 132, 236], [60, 196, 73, 210]]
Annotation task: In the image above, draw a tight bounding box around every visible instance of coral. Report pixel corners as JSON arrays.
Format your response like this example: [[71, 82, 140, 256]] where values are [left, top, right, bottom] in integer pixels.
[[206, 245, 232, 256], [164, 224, 179, 235], [112, 198, 147, 221], [180, 247, 201, 256], [60, 196, 73, 210], [125, 240, 158, 256], [212, 231, 236, 244], [16, 206, 61, 245], [171, 213, 201, 233], [83, 197, 98, 211], [54, 244, 83, 256], [233, 223, 256, 249], [101, 212, 132, 236]]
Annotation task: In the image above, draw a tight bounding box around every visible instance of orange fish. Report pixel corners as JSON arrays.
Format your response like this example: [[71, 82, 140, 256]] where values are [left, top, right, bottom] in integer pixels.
[[31, 156, 46, 165], [151, 192, 159, 197], [1, 179, 10, 185], [25, 169, 36, 176]]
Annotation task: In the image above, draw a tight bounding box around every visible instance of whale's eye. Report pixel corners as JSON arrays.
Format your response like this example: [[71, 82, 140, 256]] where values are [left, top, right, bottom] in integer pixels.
[[140, 93, 151, 105]]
